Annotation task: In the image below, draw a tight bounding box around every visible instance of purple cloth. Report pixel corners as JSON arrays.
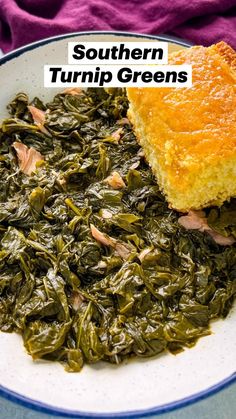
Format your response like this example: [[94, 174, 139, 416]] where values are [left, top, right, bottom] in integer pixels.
[[0, 0, 236, 53]]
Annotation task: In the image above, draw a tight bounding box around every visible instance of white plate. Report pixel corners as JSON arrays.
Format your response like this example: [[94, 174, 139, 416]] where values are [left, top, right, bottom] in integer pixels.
[[0, 31, 235, 418]]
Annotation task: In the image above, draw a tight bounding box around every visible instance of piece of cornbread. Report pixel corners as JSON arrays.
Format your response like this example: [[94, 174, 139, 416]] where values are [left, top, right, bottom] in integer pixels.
[[127, 42, 236, 212]]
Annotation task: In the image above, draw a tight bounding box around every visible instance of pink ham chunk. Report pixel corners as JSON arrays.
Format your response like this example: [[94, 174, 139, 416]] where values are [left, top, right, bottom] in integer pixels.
[[111, 128, 123, 143], [178, 210, 235, 246], [90, 224, 132, 260], [28, 105, 51, 136], [62, 87, 83, 96], [90, 224, 115, 247], [178, 210, 208, 232], [13, 142, 44, 175], [117, 118, 130, 126], [104, 171, 126, 189]]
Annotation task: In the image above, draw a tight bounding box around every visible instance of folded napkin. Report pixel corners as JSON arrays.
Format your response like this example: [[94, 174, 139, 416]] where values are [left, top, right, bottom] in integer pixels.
[[0, 0, 235, 53]]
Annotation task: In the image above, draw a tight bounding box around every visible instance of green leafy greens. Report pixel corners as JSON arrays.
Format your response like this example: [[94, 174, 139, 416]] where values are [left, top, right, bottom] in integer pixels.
[[0, 88, 235, 372]]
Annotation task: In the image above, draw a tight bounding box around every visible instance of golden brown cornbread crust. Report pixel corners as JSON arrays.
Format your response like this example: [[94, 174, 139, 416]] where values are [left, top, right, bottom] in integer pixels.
[[215, 41, 236, 72], [127, 42, 236, 212]]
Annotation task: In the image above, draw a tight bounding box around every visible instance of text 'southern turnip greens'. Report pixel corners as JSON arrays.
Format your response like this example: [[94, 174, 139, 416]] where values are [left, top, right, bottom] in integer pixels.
[[0, 88, 235, 372]]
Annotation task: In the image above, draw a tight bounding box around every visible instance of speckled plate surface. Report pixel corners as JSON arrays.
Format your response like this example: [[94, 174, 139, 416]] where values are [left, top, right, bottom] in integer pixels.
[[0, 32, 235, 418]]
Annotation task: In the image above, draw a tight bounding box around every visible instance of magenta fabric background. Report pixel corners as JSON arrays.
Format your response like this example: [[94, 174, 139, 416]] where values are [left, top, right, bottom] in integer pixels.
[[0, 0, 236, 52]]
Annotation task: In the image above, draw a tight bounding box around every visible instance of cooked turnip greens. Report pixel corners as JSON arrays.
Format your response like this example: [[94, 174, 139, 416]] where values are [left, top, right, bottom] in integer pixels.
[[0, 88, 235, 372]]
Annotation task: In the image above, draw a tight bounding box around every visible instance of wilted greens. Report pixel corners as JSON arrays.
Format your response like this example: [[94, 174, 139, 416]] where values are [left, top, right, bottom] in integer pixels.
[[0, 88, 235, 372]]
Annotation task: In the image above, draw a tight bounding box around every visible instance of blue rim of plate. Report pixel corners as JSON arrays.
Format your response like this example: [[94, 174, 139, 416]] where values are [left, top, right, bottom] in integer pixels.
[[0, 30, 235, 418], [0, 30, 193, 66]]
